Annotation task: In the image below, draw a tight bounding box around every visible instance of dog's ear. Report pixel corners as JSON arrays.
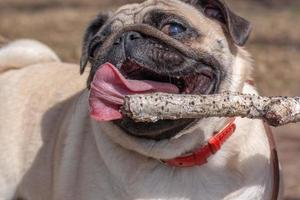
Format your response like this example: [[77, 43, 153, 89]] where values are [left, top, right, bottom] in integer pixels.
[[80, 13, 110, 74], [182, 0, 251, 46]]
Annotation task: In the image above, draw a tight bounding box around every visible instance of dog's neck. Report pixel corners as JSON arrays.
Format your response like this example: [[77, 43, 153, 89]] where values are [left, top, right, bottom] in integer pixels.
[[88, 88, 273, 200], [89, 109, 273, 200], [49, 85, 274, 199], [162, 118, 237, 168]]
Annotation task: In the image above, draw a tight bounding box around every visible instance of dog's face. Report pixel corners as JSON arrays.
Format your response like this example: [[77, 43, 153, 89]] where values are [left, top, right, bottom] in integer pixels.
[[81, 0, 252, 157]]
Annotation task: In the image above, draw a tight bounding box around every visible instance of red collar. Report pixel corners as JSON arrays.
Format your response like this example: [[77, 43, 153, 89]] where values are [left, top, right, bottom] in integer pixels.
[[163, 118, 236, 168]]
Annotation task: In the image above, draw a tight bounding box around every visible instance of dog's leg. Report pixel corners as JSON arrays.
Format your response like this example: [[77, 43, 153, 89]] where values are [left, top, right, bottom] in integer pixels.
[[0, 39, 61, 73]]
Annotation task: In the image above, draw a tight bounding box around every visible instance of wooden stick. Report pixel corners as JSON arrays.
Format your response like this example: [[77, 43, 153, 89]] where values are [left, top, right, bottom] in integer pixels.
[[121, 92, 300, 127]]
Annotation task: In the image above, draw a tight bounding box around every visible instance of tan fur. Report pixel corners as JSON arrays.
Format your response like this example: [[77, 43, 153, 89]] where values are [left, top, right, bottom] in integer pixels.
[[0, 1, 282, 199]]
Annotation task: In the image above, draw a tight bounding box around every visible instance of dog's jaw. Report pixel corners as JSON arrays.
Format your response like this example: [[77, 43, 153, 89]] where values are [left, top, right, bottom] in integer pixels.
[[90, 47, 252, 160], [88, 22, 224, 140]]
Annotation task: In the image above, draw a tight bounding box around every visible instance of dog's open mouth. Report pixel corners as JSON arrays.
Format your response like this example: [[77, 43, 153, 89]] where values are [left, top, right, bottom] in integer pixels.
[[89, 61, 218, 140], [120, 60, 216, 95]]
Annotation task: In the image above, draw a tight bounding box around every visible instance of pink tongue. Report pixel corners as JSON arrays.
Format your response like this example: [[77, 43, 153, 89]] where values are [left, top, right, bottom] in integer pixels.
[[89, 63, 179, 121]]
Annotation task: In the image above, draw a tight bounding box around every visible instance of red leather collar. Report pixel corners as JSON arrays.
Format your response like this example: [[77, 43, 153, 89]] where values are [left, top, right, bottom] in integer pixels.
[[163, 118, 236, 168]]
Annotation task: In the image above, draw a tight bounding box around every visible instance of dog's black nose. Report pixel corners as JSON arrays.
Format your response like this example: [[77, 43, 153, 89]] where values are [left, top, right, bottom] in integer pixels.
[[114, 31, 143, 46]]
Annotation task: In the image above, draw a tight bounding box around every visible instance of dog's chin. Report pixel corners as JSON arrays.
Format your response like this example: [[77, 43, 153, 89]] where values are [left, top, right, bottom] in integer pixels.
[[113, 60, 218, 141], [114, 118, 197, 140]]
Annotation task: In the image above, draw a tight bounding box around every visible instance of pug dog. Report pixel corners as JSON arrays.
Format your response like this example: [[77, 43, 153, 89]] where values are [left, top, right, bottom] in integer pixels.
[[0, 0, 282, 200]]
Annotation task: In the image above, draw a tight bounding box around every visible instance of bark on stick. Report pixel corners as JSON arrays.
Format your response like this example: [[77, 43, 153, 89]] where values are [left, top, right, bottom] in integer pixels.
[[121, 92, 300, 127]]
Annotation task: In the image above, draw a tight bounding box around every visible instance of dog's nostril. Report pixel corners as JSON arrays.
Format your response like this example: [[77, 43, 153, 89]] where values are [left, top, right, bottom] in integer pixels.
[[128, 32, 142, 40], [114, 37, 122, 45], [123, 31, 142, 42], [114, 32, 142, 46]]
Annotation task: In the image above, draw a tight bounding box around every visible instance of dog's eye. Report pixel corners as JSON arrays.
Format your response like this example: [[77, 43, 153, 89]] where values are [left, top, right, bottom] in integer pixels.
[[204, 6, 225, 23], [161, 22, 186, 36]]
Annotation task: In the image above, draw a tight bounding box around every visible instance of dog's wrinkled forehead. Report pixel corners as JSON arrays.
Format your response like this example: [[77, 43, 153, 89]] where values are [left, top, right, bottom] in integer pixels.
[[108, 0, 209, 31]]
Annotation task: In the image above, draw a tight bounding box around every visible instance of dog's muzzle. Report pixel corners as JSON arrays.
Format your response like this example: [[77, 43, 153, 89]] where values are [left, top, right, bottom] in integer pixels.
[[89, 25, 222, 140]]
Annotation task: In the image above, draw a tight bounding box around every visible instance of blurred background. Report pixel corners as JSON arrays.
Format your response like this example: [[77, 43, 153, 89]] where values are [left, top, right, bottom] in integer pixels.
[[0, 0, 299, 199]]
